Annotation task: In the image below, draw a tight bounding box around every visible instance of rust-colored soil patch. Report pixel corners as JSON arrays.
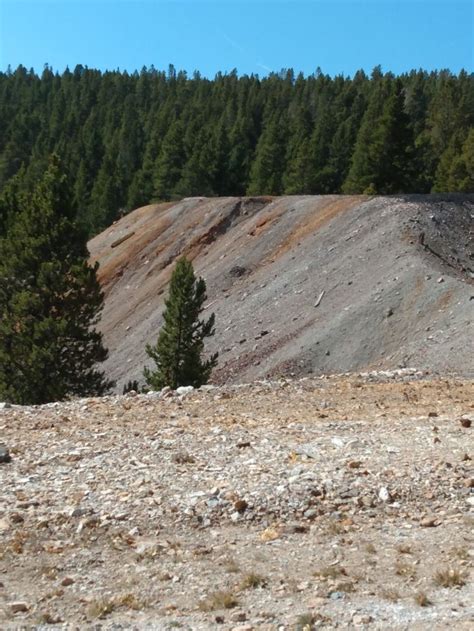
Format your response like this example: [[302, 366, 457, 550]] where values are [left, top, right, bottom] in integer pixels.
[[272, 195, 366, 261]]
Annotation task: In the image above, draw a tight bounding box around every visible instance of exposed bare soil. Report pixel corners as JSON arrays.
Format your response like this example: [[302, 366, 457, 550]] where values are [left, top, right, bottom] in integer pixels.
[[88, 195, 474, 393], [1, 371, 473, 629]]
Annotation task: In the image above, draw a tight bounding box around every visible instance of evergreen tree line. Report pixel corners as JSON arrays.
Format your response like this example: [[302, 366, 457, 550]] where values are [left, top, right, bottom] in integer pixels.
[[0, 64, 473, 236]]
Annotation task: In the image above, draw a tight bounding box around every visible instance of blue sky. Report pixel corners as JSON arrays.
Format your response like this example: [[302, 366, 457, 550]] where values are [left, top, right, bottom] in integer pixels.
[[0, 0, 472, 76]]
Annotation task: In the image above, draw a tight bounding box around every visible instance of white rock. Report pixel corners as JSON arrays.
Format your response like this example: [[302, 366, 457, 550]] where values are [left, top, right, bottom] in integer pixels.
[[176, 385, 194, 395], [378, 487, 391, 502]]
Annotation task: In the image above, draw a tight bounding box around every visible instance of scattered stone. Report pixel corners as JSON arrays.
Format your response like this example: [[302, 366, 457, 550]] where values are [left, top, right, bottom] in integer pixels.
[[361, 496, 375, 508], [176, 385, 194, 396], [260, 526, 281, 542], [0, 401, 12, 409], [0, 444, 11, 463], [9, 602, 29, 614], [237, 441, 251, 449], [347, 460, 362, 469], [9, 512, 24, 524], [231, 611, 247, 622], [378, 487, 391, 502], [353, 614, 373, 625], [420, 516, 438, 527], [303, 508, 318, 520], [287, 522, 309, 534], [229, 265, 247, 278], [459, 417, 472, 428], [61, 577, 75, 586], [234, 499, 248, 512]]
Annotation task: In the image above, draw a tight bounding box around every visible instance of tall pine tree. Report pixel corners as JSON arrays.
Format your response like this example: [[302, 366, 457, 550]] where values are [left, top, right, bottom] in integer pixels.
[[143, 257, 218, 390], [0, 155, 113, 404], [343, 77, 414, 193]]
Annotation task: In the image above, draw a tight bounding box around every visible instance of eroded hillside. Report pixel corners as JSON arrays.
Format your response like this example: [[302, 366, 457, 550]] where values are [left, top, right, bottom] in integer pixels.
[[88, 195, 474, 391]]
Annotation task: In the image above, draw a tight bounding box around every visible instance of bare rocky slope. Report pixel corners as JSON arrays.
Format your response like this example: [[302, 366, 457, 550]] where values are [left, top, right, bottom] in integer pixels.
[[88, 195, 474, 391]]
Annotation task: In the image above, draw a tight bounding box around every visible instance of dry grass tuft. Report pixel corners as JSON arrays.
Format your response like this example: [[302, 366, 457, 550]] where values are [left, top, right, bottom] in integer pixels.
[[325, 520, 346, 536], [395, 561, 417, 580], [173, 451, 195, 464], [223, 557, 240, 573], [198, 590, 239, 611], [35, 612, 62, 625], [8, 530, 28, 554], [38, 565, 58, 580], [381, 588, 401, 602], [433, 567, 467, 588], [86, 593, 145, 619], [240, 572, 267, 590], [414, 591, 432, 607], [449, 546, 469, 561], [334, 580, 355, 593], [314, 565, 347, 580], [87, 598, 115, 619], [114, 593, 145, 610], [295, 612, 318, 631]]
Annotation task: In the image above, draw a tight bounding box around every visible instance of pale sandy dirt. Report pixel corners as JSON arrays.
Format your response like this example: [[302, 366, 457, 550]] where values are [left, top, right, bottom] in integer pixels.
[[0, 370, 473, 629]]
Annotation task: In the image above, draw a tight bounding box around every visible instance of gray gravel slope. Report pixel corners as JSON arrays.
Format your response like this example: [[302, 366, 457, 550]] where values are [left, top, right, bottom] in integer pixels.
[[88, 195, 473, 391]]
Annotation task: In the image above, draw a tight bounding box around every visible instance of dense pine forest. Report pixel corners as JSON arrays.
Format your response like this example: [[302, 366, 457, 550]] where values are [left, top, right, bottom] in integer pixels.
[[0, 65, 473, 235]]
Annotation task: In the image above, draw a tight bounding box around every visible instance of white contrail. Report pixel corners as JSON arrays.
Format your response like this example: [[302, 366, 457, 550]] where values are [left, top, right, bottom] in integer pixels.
[[217, 29, 272, 74]]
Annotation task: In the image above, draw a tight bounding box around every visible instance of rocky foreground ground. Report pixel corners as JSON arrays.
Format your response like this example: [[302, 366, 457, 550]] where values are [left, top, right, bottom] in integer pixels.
[[0, 369, 473, 630]]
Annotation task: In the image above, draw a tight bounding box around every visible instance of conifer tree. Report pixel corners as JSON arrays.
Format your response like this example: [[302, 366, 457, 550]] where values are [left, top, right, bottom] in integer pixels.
[[143, 257, 218, 390], [0, 155, 114, 404], [343, 78, 414, 193], [433, 129, 474, 192], [153, 119, 186, 200], [247, 112, 288, 195]]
